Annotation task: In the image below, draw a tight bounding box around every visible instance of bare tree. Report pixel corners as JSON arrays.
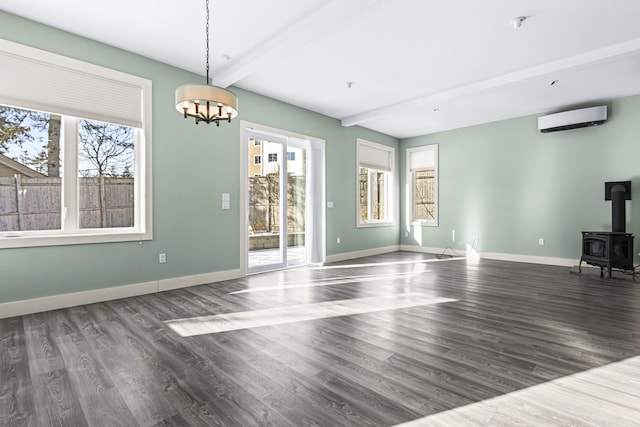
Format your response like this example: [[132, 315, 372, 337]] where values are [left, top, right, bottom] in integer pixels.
[[78, 119, 134, 177]]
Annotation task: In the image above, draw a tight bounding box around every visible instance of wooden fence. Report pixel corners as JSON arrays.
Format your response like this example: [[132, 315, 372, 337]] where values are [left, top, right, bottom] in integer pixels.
[[1, 174, 303, 234], [414, 169, 436, 220], [0, 176, 134, 231]]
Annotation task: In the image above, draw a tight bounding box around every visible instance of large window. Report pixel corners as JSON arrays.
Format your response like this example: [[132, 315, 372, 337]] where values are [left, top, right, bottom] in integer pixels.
[[407, 144, 438, 226], [0, 39, 152, 248], [356, 139, 394, 226]]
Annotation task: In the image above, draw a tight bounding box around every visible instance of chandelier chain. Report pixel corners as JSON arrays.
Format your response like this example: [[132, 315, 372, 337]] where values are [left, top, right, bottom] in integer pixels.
[[205, 0, 210, 84]]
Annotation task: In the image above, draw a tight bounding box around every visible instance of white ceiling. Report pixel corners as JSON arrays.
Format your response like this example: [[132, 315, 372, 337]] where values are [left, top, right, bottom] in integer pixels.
[[2, 0, 640, 139]]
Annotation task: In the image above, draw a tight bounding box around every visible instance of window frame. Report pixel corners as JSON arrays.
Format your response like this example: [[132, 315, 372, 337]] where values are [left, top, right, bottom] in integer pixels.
[[407, 144, 438, 227], [254, 155, 261, 165], [356, 138, 394, 227], [268, 153, 278, 162], [0, 39, 152, 249]]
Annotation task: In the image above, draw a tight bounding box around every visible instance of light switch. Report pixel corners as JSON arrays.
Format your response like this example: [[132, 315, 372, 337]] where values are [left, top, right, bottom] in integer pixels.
[[327, 201, 334, 208], [222, 192, 230, 209]]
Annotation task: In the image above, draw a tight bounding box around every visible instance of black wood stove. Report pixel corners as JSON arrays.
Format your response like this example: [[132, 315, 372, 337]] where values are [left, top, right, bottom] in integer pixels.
[[579, 181, 635, 279]]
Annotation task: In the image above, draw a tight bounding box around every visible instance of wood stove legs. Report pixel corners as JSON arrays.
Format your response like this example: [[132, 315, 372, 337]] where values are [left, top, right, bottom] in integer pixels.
[[578, 258, 636, 280]]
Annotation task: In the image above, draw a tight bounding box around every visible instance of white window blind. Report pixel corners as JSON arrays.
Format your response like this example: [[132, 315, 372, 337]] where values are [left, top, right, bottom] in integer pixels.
[[357, 139, 393, 172], [409, 145, 436, 171], [0, 39, 146, 128]]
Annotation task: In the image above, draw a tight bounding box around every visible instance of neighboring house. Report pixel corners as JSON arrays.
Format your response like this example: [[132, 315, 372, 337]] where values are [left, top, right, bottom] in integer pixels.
[[247, 137, 262, 176], [247, 137, 305, 177], [0, 153, 45, 178]]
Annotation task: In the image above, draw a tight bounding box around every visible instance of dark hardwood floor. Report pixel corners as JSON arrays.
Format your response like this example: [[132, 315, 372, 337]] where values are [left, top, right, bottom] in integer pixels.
[[1, 251, 639, 426]]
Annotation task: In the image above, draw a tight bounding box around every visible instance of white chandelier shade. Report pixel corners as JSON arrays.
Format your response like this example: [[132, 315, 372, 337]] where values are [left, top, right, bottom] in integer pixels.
[[175, 83, 238, 125]]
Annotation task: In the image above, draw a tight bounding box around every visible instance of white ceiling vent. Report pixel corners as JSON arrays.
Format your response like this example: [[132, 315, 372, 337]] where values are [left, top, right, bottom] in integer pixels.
[[538, 106, 607, 133]]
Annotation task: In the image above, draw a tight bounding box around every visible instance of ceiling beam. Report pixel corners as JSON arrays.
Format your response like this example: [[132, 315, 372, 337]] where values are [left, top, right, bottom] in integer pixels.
[[214, 0, 384, 88], [341, 37, 640, 127]]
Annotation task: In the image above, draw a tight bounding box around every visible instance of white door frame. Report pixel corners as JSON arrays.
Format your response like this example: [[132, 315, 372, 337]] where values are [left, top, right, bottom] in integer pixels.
[[239, 121, 326, 276]]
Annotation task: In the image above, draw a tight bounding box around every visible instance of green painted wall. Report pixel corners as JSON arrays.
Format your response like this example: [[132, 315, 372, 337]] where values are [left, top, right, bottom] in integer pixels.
[[401, 96, 640, 262], [7, 10, 635, 306], [0, 11, 399, 304]]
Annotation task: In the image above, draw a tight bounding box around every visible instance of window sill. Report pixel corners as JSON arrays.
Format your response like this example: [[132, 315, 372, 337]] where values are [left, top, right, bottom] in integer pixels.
[[0, 229, 152, 249], [357, 221, 394, 228]]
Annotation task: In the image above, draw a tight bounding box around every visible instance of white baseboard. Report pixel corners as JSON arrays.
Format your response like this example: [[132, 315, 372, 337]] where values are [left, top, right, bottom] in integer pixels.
[[400, 244, 578, 267], [1, 246, 577, 320], [158, 269, 241, 291], [399, 245, 444, 255], [0, 268, 242, 320], [0, 281, 157, 320], [479, 251, 578, 267], [325, 245, 400, 263]]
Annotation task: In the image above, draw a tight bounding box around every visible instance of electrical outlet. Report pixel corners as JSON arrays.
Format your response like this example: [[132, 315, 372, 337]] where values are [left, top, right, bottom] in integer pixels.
[[159, 253, 167, 263], [337, 237, 341, 244], [538, 238, 544, 246]]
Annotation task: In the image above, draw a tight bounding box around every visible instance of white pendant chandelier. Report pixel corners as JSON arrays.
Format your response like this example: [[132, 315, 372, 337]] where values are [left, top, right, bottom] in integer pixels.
[[175, 0, 238, 125]]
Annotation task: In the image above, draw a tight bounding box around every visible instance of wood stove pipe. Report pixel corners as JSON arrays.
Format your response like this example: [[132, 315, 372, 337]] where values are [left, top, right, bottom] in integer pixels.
[[611, 184, 627, 233]]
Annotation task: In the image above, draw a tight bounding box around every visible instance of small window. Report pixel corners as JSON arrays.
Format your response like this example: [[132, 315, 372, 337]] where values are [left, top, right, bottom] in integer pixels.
[[356, 139, 394, 226], [359, 167, 388, 222], [268, 153, 277, 162], [287, 151, 295, 161], [254, 155, 261, 165], [407, 144, 438, 226], [253, 139, 261, 146]]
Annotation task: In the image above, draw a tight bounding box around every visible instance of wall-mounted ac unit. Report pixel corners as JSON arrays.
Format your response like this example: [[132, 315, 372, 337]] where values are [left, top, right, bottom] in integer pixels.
[[538, 105, 607, 133]]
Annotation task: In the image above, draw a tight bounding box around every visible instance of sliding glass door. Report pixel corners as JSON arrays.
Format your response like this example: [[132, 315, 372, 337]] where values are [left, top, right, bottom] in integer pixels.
[[246, 131, 307, 273]]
